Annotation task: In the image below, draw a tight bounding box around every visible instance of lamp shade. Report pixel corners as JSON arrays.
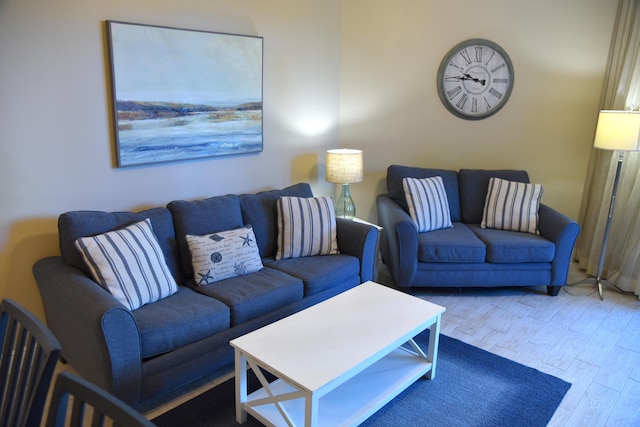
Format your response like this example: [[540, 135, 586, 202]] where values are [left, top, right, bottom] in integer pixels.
[[326, 149, 363, 184], [593, 110, 640, 151]]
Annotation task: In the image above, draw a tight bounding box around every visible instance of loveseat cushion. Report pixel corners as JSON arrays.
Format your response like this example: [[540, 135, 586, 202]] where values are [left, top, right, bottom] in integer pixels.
[[58, 208, 182, 282], [468, 225, 555, 263], [386, 165, 461, 222], [239, 183, 314, 258], [132, 286, 230, 359], [168, 195, 244, 282], [458, 169, 530, 224], [417, 222, 486, 263], [264, 254, 360, 297], [192, 267, 304, 326]]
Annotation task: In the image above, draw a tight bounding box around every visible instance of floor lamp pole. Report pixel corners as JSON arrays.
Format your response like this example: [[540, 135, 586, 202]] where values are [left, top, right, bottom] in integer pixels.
[[593, 151, 625, 300]]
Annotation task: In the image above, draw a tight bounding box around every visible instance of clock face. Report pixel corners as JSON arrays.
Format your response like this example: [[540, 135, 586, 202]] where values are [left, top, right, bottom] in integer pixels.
[[437, 39, 514, 120]]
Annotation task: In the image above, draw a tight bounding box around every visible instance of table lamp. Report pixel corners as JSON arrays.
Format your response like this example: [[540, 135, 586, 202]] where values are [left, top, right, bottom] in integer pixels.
[[326, 149, 363, 218]]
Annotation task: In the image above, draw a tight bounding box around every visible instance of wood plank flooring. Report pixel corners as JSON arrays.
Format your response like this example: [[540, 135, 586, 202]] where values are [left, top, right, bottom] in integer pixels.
[[377, 262, 640, 427]]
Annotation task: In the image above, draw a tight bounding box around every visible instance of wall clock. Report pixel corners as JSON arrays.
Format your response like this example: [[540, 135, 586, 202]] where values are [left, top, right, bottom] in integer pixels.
[[437, 39, 514, 120]]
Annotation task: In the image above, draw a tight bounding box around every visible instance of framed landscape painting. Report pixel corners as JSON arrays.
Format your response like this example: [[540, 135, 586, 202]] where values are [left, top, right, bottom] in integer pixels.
[[107, 21, 263, 167]]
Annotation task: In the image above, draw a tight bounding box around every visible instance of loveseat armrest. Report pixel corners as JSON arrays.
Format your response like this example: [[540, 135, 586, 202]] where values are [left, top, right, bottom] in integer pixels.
[[376, 194, 419, 287], [538, 204, 580, 286], [33, 257, 142, 405], [335, 218, 379, 282]]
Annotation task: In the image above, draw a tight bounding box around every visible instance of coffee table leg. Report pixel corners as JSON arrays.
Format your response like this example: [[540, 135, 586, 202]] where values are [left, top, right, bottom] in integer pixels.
[[235, 349, 248, 423], [427, 313, 442, 379], [305, 394, 319, 427]]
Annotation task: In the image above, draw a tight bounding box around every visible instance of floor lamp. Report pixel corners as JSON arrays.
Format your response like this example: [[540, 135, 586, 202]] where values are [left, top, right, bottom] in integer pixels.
[[326, 149, 363, 219], [579, 110, 640, 299]]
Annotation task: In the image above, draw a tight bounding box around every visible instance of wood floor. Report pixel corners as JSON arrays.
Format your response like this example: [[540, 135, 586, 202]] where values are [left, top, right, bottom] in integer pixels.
[[377, 262, 640, 427]]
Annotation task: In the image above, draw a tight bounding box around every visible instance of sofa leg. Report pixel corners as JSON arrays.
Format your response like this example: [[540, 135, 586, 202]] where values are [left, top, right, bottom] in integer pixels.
[[547, 285, 561, 296]]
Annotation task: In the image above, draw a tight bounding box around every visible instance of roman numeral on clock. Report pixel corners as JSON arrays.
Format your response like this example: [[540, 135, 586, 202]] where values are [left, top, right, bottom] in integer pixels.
[[447, 86, 462, 100]]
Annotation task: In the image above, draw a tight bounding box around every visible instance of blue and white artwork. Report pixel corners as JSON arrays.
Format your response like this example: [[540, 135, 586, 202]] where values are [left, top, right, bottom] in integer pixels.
[[107, 21, 263, 167]]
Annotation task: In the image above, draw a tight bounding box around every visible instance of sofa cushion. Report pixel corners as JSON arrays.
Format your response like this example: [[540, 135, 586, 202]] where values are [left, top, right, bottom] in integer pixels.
[[403, 176, 453, 232], [168, 194, 244, 281], [458, 169, 530, 224], [58, 207, 181, 281], [417, 222, 486, 263], [239, 183, 314, 258], [192, 267, 304, 326], [132, 286, 230, 359], [75, 219, 178, 310], [386, 165, 461, 222], [482, 178, 543, 235], [264, 254, 360, 297], [469, 225, 555, 263], [186, 225, 263, 285], [276, 196, 339, 260]]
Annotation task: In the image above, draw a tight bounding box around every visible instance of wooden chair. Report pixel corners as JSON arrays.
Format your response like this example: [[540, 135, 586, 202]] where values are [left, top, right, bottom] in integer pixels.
[[1, 298, 61, 427], [45, 371, 155, 427]]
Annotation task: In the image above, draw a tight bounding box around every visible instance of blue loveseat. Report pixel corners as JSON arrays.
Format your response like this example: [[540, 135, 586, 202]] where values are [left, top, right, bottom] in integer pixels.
[[33, 183, 379, 411], [376, 166, 580, 296]]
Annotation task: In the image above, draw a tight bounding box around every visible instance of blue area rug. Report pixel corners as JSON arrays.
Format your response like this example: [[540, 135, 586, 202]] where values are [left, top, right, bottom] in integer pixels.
[[153, 331, 570, 426]]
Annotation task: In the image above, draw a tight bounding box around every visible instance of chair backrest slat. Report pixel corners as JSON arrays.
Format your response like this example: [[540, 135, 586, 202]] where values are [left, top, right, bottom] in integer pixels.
[[45, 371, 155, 427], [0, 299, 61, 427]]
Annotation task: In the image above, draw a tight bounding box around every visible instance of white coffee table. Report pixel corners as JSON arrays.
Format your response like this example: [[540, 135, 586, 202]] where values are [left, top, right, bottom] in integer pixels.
[[230, 281, 445, 427]]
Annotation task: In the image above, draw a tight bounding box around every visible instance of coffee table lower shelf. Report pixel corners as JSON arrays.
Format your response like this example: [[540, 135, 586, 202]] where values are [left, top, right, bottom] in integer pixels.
[[243, 345, 432, 427]]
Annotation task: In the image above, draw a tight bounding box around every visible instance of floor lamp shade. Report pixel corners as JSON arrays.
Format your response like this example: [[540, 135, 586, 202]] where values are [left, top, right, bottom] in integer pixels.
[[593, 110, 640, 151], [326, 149, 363, 218]]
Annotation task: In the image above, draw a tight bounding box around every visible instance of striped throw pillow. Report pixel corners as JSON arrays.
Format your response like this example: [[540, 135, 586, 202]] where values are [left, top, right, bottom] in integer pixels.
[[276, 196, 339, 260], [481, 177, 543, 234], [75, 219, 178, 310], [402, 176, 453, 232]]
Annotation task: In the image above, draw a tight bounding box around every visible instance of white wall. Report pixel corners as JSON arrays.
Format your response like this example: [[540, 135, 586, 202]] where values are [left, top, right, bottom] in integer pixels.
[[0, 0, 620, 319], [0, 0, 343, 317], [340, 0, 618, 222]]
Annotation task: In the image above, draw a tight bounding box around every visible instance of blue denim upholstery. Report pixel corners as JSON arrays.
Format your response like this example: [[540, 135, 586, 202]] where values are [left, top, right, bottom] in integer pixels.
[[378, 166, 580, 295], [33, 183, 379, 410]]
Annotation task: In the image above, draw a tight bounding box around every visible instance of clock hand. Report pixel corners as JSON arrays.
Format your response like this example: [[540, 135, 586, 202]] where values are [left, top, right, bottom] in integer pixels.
[[462, 73, 486, 85]]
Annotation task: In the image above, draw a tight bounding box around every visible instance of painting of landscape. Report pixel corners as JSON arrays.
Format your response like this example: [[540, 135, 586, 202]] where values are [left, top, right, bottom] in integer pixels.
[[107, 21, 263, 167]]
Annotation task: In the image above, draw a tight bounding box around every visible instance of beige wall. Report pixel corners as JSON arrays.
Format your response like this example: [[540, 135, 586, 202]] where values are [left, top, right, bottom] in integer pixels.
[[340, 0, 618, 221], [0, 0, 343, 318], [0, 0, 619, 318]]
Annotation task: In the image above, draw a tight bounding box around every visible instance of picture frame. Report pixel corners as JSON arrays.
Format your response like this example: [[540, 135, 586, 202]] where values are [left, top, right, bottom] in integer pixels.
[[106, 21, 263, 167]]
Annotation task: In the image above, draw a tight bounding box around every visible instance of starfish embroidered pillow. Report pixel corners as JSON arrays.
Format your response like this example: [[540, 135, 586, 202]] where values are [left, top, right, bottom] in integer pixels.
[[186, 225, 263, 286]]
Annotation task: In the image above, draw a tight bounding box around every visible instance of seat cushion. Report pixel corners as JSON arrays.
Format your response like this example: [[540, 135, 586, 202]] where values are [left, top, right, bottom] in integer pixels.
[[386, 165, 461, 222], [264, 254, 360, 297], [468, 224, 555, 263], [239, 183, 314, 258], [192, 267, 304, 326], [132, 286, 230, 359], [417, 222, 486, 263]]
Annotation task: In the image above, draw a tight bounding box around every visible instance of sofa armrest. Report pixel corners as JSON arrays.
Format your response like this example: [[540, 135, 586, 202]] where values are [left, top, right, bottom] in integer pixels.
[[538, 204, 580, 285], [335, 218, 379, 282], [376, 194, 419, 287], [33, 257, 142, 405]]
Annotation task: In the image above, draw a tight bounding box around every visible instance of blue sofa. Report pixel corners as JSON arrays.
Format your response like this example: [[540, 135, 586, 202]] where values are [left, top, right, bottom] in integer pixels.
[[376, 166, 580, 296], [33, 183, 379, 411]]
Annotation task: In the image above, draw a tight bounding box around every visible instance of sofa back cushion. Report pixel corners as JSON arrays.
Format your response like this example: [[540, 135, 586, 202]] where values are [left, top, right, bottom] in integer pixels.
[[168, 194, 244, 282], [386, 165, 461, 222], [58, 207, 182, 282], [458, 169, 530, 224], [239, 183, 313, 258]]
